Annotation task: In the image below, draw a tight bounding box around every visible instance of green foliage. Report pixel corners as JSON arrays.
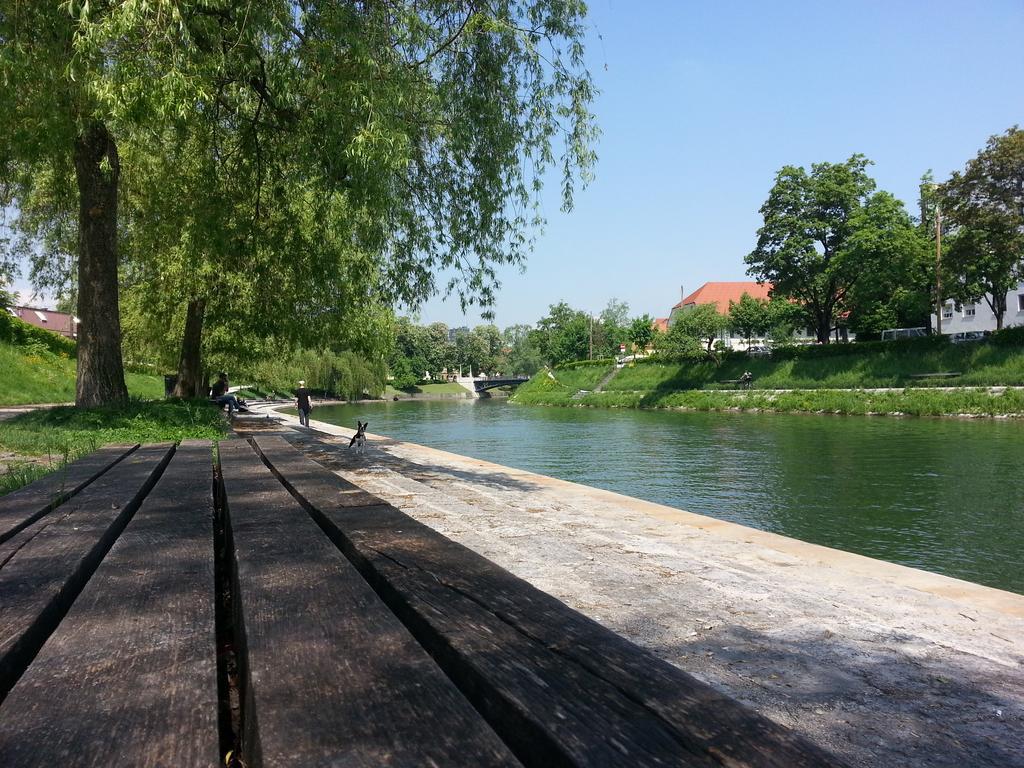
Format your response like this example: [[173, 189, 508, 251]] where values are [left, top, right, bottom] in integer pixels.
[[533, 302, 592, 366], [990, 325, 1024, 347], [248, 346, 385, 401], [0, 312, 77, 357], [627, 315, 655, 352], [940, 127, 1024, 330], [595, 298, 630, 357], [747, 155, 925, 342], [503, 325, 545, 376], [664, 304, 725, 354], [843, 192, 933, 335], [2, 1, 598, 405], [727, 293, 769, 343]]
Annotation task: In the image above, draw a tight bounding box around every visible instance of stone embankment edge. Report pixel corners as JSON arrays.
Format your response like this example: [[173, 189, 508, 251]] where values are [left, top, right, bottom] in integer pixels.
[[260, 403, 1024, 620]]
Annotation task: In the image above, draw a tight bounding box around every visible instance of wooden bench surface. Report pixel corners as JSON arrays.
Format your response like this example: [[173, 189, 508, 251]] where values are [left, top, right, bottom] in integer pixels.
[[0, 436, 847, 767], [0, 441, 219, 767], [0, 443, 175, 702], [218, 440, 517, 767], [254, 435, 844, 768], [0, 444, 137, 544], [908, 372, 962, 378]]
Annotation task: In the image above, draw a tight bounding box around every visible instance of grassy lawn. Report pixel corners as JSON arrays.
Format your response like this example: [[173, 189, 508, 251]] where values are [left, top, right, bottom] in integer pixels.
[[0, 342, 165, 405], [0, 399, 229, 494]]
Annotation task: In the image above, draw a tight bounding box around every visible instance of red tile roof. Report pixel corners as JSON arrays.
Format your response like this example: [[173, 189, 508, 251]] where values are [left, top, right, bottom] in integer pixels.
[[651, 317, 669, 333], [672, 282, 772, 315]]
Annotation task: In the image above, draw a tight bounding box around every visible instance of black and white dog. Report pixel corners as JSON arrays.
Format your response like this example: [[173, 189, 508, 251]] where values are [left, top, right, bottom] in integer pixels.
[[349, 421, 368, 453]]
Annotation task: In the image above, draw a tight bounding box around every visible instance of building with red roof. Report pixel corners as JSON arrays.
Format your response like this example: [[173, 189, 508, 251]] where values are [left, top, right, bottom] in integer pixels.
[[7, 306, 79, 339], [669, 281, 772, 322]]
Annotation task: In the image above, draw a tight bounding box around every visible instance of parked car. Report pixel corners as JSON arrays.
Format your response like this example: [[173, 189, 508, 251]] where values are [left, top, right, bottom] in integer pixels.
[[881, 327, 928, 340], [746, 345, 771, 357], [950, 331, 988, 344]]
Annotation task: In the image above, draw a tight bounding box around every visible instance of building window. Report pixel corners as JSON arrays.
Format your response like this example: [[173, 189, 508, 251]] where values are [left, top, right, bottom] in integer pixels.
[[1018, 294, 1024, 312], [963, 304, 976, 317], [942, 303, 954, 320]]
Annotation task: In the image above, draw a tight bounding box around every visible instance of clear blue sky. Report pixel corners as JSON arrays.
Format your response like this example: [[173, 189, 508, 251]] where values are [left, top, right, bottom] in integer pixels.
[[419, 0, 1024, 328]]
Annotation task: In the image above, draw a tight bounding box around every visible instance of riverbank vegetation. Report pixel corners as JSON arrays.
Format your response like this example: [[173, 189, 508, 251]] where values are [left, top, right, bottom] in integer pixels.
[[512, 333, 1024, 416]]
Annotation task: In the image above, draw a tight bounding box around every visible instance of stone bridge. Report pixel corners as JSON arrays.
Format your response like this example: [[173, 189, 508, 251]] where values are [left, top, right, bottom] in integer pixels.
[[454, 376, 530, 394]]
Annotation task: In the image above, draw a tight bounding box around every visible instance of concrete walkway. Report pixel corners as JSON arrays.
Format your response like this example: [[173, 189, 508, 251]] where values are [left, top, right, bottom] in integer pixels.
[[243, 401, 1024, 768]]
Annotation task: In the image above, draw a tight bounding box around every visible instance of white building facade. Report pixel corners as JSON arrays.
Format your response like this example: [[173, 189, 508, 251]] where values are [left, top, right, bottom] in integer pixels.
[[931, 280, 1024, 335]]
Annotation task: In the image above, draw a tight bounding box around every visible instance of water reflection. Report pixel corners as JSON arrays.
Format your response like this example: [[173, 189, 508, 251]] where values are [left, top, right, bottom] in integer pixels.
[[310, 400, 1024, 593]]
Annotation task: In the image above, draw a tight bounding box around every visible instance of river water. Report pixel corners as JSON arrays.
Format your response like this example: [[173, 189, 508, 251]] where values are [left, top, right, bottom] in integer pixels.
[[307, 399, 1024, 594]]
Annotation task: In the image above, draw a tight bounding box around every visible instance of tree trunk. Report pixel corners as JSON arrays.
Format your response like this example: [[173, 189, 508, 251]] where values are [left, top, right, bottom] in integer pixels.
[[173, 298, 207, 397], [73, 121, 129, 408], [816, 318, 831, 344]]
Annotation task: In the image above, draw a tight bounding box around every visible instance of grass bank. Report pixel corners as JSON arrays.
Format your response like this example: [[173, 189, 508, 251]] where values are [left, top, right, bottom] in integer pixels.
[[0, 342, 164, 405], [0, 399, 228, 494], [567, 387, 1024, 417], [607, 343, 1024, 392], [511, 339, 1024, 417]]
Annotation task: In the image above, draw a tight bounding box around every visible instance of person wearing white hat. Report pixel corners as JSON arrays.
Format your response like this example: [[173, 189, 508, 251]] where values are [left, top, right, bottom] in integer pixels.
[[296, 380, 312, 427]]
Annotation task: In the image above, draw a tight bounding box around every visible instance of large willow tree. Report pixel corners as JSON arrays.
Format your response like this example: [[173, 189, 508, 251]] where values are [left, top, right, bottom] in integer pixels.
[[1, 1, 597, 404]]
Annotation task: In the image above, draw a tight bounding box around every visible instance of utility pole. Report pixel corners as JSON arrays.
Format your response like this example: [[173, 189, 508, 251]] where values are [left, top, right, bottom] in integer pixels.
[[935, 199, 943, 335]]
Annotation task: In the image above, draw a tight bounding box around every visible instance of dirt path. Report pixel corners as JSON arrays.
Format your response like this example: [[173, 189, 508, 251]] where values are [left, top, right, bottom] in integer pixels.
[[242, 405, 1024, 767]]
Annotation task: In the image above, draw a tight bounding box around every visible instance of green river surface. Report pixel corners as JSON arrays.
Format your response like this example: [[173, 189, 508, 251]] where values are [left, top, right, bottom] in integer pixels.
[[306, 399, 1024, 594]]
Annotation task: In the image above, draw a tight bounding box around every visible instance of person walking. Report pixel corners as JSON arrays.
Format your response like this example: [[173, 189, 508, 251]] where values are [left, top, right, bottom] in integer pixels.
[[296, 380, 312, 427]]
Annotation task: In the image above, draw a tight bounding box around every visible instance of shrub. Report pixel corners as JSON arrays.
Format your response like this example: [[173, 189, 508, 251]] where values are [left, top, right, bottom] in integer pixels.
[[771, 334, 949, 360], [990, 325, 1024, 347], [0, 312, 77, 357]]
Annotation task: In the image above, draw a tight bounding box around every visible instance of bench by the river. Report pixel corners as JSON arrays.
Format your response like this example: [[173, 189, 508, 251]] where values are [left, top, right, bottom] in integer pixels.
[[0, 437, 847, 767]]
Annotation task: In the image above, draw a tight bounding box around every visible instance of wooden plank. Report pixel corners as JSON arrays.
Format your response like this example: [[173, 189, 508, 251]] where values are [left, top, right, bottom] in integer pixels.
[[0, 444, 138, 544], [0, 441, 219, 767], [217, 440, 518, 768], [255, 436, 847, 768], [0, 443, 175, 701]]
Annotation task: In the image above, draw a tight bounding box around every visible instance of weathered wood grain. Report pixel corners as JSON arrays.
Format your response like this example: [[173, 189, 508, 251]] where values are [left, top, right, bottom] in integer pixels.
[[255, 435, 847, 768], [218, 439, 518, 768], [0, 441, 219, 767], [0, 444, 137, 544], [0, 443, 175, 702]]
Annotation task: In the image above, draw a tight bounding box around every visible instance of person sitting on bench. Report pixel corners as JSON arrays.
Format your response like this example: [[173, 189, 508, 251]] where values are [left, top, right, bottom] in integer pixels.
[[211, 372, 246, 414], [739, 370, 754, 390]]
